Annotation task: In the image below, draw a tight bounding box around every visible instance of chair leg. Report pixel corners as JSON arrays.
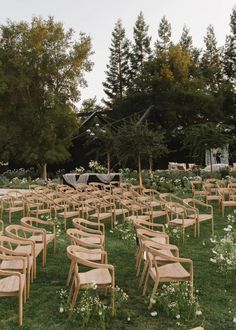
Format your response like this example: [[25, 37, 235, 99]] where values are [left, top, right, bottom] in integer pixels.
[[148, 279, 159, 309], [66, 261, 75, 287], [139, 260, 148, 288], [142, 271, 150, 296], [19, 291, 23, 326]]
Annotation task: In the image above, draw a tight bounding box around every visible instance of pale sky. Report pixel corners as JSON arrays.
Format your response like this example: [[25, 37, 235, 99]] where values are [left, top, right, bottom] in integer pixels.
[[0, 0, 235, 107]]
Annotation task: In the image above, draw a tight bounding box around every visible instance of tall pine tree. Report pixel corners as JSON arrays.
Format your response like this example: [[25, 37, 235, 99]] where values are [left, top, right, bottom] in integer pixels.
[[129, 12, 152, 93], [103, 19, 130, 107], [155, 16, 172, 54], [201, 25, 223, 91], [224, 7, 236, 91]]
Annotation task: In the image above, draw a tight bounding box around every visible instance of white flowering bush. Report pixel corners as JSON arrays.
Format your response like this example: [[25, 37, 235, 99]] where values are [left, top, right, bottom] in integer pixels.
[[57, 284, 129, 329], [209, 211, 236, 272], [74, 166, 85, 174], [150, 282, 202, 325], [110, 222, 136, 245], [164, 224, 183, 245], [88, 160, 107, 173]]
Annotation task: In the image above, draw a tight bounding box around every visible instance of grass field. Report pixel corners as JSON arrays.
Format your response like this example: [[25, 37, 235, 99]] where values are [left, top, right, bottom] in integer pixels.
[[0, 199, 235, 330]]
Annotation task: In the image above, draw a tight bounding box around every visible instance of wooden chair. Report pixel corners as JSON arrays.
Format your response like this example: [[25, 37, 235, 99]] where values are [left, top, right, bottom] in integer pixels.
[[135, 228, 169, 277], [143, 246, 193, 309], [190, 180, 206, 200], [138, 239, 179, 289], [165, 203, 197, 238], [87, 198, 115, 229], [20, 217, 56, 262], [69, 226, 104, 248], [0, 236, 33, 298], [66, 228, 107, 286], [1, 195, 25, 223], [72, 218, 105, 245], [67, 245, 115, 315], [5, 225, 45, 277], [183, 198, 214, 236], [218, 188, 236, 216], [0, 256, 26, 325], [204, 183, 221, 204], [0, 220, 3, 235], [53, 197, 81, 230]]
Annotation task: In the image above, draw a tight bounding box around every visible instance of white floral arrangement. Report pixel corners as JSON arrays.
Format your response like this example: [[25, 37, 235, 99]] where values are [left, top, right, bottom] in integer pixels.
[[150, 282, 202, 326], [210, 211, 236, 272], [110, 222, 136, 245], [57, 284, 129, 327], [88, 160, 107, 173]]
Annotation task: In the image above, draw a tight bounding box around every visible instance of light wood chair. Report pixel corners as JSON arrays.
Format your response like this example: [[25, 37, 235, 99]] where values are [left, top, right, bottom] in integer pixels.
[[135, 227, 169, 275], [183, 198, 214, 236], [138, 239, 179, 288], [0, 220, 3, 235], [143, 246, 193, 309], [67, 245, 115, 315], [218, 188, 236, 216], [0, 256, 26, 325], [72, 218, 105, 244], [1, 196, 25, 223], [190, 180, 206, 200], [165, 203, 197, 239], [5, 225, 45, 278], [66, 228, 107, 286], [0, 236, 33, 298], [203, 183, 221, 204], [20, 217, 56, 262]]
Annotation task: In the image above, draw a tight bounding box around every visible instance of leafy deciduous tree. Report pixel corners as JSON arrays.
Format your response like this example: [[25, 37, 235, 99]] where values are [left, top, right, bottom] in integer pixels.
[[0, 17, 93, 179]]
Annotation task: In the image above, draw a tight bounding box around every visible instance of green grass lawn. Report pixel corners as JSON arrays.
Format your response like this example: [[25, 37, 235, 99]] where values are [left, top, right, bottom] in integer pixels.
[[0, 201, 236, 330]]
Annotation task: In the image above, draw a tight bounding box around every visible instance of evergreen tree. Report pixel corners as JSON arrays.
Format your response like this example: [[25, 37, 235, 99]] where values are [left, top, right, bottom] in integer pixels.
[[103, 19, 130, 107], [180, 25, 193, 50], [224, 7, 236, 91], [201, 25, 223, 91], [129, 12, 152, 92], [155, 16, 172, 54]]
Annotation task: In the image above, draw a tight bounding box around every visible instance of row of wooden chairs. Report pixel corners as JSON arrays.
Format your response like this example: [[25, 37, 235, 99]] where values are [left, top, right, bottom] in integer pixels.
[[131, 218, 193, 310], [0, 216, 56, 325], [66, 218, 115, 314]]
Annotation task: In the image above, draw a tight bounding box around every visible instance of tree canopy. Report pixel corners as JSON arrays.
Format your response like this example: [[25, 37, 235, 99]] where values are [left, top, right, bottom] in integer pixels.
[[0, 16, 93, 178]]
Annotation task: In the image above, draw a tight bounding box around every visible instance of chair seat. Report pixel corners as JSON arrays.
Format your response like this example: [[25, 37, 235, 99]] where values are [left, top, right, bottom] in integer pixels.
[[1, 256, 33, 270], [169, 218, 196, 227], [31, 208, 51, 215], [198, 214, 212, 221], [79, 268, 111, 286], [126, 215, 150, 222], [0, 274, 25, 293], [150, 236, 167, 244], [5, 207, 24, 212], [150, 262, 190, 281], [80, 236, 104, 245], [90, 212, 112, 220], [58, 210, 81, 218], [30, 233, 55, 243], [75, 249, 103, 261], [15, 243, 43, 257], [150, 210, 166, 218]]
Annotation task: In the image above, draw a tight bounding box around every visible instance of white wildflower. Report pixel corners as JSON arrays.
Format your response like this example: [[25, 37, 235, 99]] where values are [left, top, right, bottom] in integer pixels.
[[150, 311, 157, 317], [196, 310, 202, 316], [59, 306, 64, 313], [176, 314, 180, 319]]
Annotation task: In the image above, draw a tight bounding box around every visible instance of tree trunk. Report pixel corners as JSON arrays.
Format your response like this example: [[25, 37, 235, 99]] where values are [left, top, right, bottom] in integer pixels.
[[148, 155, 153, 175], [138, 153, 142, 193], [37, 163, 47, 181], [107, 152, 111, 174], [209, 149, 213, 175]]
